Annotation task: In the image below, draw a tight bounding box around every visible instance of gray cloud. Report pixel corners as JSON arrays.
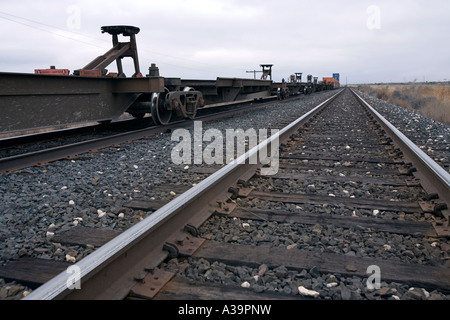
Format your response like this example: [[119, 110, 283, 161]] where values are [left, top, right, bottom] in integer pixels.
[[1, 0, 449, 83]]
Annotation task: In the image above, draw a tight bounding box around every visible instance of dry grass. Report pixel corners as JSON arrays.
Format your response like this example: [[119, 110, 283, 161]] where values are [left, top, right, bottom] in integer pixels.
[[356, 83, 450, 125]]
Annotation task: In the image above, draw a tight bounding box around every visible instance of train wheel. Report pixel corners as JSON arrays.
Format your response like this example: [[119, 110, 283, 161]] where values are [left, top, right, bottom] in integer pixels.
[[151, 89, 171, 125]]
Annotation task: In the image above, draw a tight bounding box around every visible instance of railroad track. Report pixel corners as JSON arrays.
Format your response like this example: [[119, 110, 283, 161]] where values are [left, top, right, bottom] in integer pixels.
[[7, 88, 450, 302], [0, 96, 280, 173]]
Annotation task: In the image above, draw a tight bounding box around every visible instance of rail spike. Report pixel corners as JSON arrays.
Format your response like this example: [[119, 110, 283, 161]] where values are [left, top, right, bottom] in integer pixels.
[[163, 242, 179, 259]]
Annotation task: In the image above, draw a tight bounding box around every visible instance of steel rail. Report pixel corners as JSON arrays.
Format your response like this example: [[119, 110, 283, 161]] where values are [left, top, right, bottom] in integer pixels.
[[24, 89, 344, 300], [351, 89, 450, 229], [0, 123, 166, 173]]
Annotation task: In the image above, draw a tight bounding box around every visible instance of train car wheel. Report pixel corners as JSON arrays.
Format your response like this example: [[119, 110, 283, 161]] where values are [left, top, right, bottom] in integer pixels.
[[151, 89, 171, 125]]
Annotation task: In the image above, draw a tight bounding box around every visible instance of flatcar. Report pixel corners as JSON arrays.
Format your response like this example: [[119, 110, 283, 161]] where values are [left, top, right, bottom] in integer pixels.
[[0, 25, 338, 135]]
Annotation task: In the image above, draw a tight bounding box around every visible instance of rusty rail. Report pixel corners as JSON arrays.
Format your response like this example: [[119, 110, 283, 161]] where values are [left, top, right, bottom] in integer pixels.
[[351, 89, 450, 235]]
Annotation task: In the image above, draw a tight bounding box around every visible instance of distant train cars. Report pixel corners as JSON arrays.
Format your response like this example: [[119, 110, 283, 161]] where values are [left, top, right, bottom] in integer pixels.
[[322, 76, 340, 89]]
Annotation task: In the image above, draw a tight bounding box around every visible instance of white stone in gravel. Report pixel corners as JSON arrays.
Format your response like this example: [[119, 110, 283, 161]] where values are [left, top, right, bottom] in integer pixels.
[[46, 231, 54, 239], [48, 223, 56, 229], [431, 242, 438, 247], [298, 286, 320, 298], [286, 243, 297, 250], [118, 213, 125, 219], [97, 209, 106, 218], [61, 186, 68, 190], [133, 165, 138, 169], [54, 248, 64, 257], [184, 165, 189, 170], [326, 282, 338, 288], [392, 295, 400, 300], [241, 281, 250, 288], [421, 288, 430, 298], [383, 244, 391, 251], [328, 193, 336, 197], [65, 254, 76, 263], [242, 223, 250, 228], [73, 220, 79, 226], [373, 210, 379, 216], [68, 200, 75, 207], [170, 191, 176, 196]]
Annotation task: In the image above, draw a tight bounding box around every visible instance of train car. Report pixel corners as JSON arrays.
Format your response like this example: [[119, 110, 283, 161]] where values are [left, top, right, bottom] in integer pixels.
[[0, 25, 278, 132], [322, 77, 340, 90], [0, 25, 338, 135]]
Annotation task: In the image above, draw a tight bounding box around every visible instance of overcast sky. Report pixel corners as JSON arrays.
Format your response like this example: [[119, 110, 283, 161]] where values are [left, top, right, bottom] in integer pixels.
[[1, 0, 449, 84]]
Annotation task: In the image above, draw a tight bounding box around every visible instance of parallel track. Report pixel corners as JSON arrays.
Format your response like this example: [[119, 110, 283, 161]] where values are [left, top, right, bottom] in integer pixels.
[[0, 96, 280, 173], [23, 88, 450, 300]]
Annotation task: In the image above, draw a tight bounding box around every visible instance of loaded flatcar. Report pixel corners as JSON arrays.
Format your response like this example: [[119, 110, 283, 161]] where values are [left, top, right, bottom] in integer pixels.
[[0, 25, 337, 135]]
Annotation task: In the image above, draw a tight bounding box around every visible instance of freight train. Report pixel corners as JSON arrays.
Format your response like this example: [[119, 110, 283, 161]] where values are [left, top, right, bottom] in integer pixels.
[[0, 25, 339, 134]]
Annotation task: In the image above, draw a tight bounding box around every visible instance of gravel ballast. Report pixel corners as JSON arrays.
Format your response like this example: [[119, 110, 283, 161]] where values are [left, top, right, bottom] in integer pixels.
[[1, 89, 449, 300], [0, 91, 335, 299]]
